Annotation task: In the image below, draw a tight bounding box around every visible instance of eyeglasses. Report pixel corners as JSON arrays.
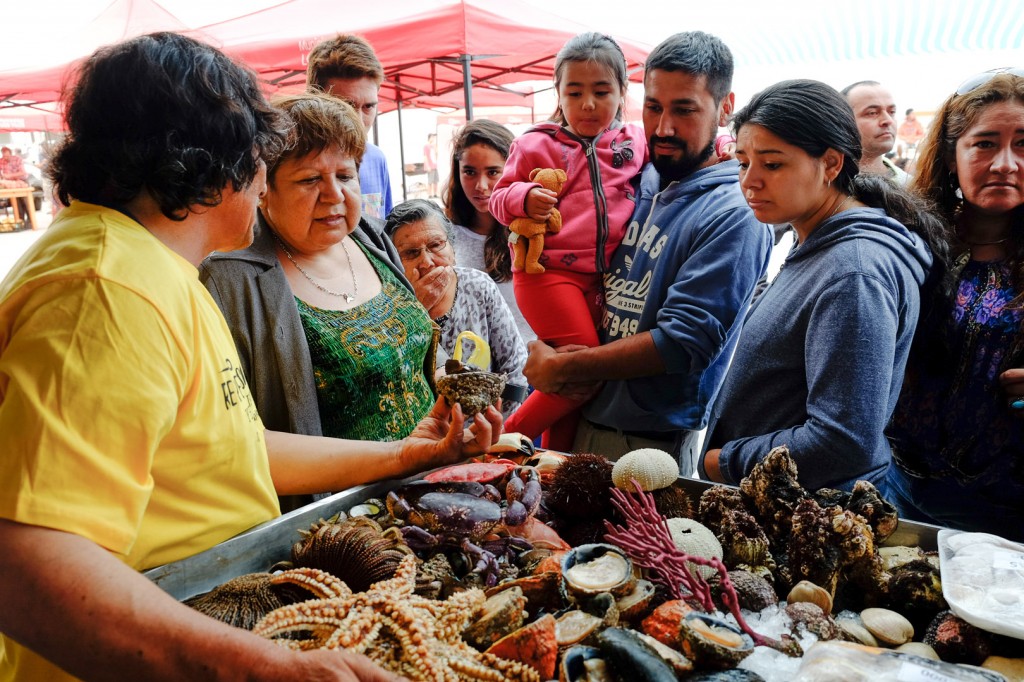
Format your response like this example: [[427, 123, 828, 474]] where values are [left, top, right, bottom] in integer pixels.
[[955, 67, 1024, 96], [398, 238, 450, 262]]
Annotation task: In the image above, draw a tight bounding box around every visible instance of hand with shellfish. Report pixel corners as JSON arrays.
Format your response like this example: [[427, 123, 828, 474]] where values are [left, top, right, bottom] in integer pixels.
[[999, 367, 1024, 418], [399, 395, 504, 471]]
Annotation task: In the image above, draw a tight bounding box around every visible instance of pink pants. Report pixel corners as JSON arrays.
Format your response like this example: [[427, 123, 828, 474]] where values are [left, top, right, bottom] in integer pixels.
[[504, 269, 602, 450]]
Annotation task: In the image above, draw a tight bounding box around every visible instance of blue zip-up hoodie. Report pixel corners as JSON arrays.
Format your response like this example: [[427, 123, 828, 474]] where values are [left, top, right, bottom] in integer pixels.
[[584, 160, 772, 434], [700, 207, 934, 492]]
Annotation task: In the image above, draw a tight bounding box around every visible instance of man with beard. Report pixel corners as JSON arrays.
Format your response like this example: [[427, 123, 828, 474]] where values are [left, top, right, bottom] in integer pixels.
[[522, 31, 771, 471]]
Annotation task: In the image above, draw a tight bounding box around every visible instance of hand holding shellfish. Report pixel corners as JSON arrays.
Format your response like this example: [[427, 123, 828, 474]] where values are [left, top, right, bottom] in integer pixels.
[[400, 396, 504, 471]]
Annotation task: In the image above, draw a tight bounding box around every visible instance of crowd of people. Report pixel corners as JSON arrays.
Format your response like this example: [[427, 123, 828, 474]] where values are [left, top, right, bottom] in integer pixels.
[[0, 21, 1021, 682]]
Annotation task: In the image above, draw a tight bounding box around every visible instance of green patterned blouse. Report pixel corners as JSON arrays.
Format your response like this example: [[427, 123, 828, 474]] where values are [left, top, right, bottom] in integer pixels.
[[296, 242, 434, 441]]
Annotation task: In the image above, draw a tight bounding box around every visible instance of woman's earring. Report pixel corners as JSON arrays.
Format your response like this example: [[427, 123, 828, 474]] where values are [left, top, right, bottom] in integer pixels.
[[827, 178, 832, 190], [949, 171, 963, 202]]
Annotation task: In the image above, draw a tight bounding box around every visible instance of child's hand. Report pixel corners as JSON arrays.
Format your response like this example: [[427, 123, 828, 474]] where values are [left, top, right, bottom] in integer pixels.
[[525, 187, 558, 221]]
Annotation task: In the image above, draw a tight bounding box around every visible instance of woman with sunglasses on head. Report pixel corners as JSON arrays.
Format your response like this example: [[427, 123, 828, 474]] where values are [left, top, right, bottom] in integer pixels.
[[885, 69, 1024, 539], [699, 79, 947, 493], [385, 199, 528, 418]]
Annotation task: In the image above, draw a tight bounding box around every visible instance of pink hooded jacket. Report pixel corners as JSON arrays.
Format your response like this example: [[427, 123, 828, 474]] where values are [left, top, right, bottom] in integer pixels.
[[489, 121, 647, 274]]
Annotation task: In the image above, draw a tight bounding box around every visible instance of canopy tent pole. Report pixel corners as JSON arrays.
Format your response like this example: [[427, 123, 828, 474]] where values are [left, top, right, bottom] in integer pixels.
[[461, 54, 474, 121], [395, 75, 408, 203]]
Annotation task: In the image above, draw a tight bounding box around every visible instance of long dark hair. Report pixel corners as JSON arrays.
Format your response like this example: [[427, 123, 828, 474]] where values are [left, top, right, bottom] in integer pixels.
[[442, 119, 514, 283], [732, 79, 950, 285]]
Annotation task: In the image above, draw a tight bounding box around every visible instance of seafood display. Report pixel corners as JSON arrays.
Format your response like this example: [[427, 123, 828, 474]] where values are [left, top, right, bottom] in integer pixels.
[[163, 446, 1024, 681]]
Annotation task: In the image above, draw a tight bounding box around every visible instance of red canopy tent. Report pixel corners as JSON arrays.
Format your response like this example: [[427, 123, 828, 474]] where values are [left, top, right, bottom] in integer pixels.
[[195, 0, 651, 117], [0, 0, 198, 107]]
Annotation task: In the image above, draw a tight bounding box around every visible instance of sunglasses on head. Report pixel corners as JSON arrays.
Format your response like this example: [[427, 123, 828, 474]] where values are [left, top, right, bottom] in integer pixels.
[[955, 67, 1024, 96]]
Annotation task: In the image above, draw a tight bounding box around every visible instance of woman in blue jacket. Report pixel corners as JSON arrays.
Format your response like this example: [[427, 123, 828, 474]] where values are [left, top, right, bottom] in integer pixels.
[[700, 79, 947, 492]]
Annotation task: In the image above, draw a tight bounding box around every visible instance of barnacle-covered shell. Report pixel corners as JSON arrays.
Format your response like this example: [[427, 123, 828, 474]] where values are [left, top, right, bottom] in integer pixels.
[[184, 572, 308, 630], [611, 448, 679, 492], [666, 518, 723, 580], [723, 570, 778, 612], [861, 607, 913, 646], [845, 479, 899, 543], [678, 612, 755, 670], [290, 515, 412, 593], [436, 369, 505, 416], [784, 602, 842, 641]]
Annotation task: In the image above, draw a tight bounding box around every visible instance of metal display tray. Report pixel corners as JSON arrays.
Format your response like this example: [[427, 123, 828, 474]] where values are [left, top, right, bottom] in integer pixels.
[[145, 475, 942, 602]]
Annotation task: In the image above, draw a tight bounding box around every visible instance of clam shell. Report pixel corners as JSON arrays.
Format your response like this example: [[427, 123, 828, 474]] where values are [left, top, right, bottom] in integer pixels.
[[787, 580, 833, 614], [612, 448, 679, 492], [861, 607, 914, 646], [896, 642, 940, 660], [436, 370, 505, 416], [561, 543, 636, 601], [836, 614, 879, 647]]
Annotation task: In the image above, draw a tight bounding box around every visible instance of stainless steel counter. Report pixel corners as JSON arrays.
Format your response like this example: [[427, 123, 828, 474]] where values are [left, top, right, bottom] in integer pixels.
[[145, 475, 943, 602]]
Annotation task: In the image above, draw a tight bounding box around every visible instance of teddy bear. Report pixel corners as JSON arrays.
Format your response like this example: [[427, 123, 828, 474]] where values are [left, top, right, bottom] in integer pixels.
[[507, 167, 567, 274]]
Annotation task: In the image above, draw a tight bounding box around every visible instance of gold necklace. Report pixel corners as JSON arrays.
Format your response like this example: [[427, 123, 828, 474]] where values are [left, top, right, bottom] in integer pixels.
[[828, 195, 852, 221], [275, 233, 358, 303]]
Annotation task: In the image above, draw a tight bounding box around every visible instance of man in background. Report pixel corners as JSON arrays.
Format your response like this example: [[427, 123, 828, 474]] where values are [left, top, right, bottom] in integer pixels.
[[897, 107, 926, 160], [307, 34, 394, 219], [842, 80, 908, 184]]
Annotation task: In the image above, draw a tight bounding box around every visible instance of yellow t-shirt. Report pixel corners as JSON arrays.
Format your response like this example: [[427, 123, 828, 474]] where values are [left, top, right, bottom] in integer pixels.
[[0, 202, 280, 681]]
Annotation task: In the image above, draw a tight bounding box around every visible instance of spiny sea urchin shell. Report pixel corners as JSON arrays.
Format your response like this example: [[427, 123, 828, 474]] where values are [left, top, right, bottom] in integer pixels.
[[612, 448, 679, 492], [546, 452, 614, 520], [291, 515, 413, 592]]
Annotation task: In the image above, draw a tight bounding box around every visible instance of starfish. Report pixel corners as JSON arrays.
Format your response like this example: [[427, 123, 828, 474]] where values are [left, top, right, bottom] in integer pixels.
[[253, 555, 539, 682]]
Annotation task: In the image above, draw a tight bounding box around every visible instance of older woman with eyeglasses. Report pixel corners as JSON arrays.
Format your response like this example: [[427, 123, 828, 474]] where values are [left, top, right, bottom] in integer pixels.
[[885, 68, 1024, 539], [385, 199, 528, 418]]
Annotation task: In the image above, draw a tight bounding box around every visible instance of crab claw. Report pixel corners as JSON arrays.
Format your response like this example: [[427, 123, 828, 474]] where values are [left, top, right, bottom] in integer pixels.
[[487, 432, 536, 458]]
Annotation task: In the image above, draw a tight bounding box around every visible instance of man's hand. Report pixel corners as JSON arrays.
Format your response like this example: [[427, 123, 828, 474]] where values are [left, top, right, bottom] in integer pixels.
[[410, 265, 454, 315], [703, 448, 725, 482], [525, 187, 558, 222], [1000, 368, 1024, 418], [400, 397, 503, 470], [523, 341, 601, 400], [297, 650, 403, 681]]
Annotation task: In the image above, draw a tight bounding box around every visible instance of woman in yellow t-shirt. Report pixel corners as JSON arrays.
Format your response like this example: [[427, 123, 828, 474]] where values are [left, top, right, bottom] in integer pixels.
[[0, 33, 500, 682]]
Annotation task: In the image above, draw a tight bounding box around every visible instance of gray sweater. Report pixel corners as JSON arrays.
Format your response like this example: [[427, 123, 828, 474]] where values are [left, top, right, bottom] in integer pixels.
[[700, 207, 933, 491]]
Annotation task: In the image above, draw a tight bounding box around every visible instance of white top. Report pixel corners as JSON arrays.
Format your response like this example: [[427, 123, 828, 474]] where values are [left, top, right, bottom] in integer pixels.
[[451, 224, 537, 343]]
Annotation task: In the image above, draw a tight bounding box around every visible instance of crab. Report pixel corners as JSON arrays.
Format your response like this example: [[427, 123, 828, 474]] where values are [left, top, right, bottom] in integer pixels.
[[385, 468, 542, 586]]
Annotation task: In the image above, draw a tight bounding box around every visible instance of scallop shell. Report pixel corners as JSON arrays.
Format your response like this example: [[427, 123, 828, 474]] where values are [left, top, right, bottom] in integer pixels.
[[290, 515, 413, 593], [436, 370, 506, 416], [612, 448, 679, 492], [861, 607, 914, 646]]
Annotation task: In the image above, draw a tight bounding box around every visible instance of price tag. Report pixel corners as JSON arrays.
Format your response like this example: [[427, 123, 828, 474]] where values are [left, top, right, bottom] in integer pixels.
[[897, 660, 959, 682], [993, 550, 1024, 571]]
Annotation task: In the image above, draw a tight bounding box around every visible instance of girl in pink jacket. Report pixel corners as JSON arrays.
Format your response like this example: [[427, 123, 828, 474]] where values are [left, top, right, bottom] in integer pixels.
[[492, 32, 646, 450]]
